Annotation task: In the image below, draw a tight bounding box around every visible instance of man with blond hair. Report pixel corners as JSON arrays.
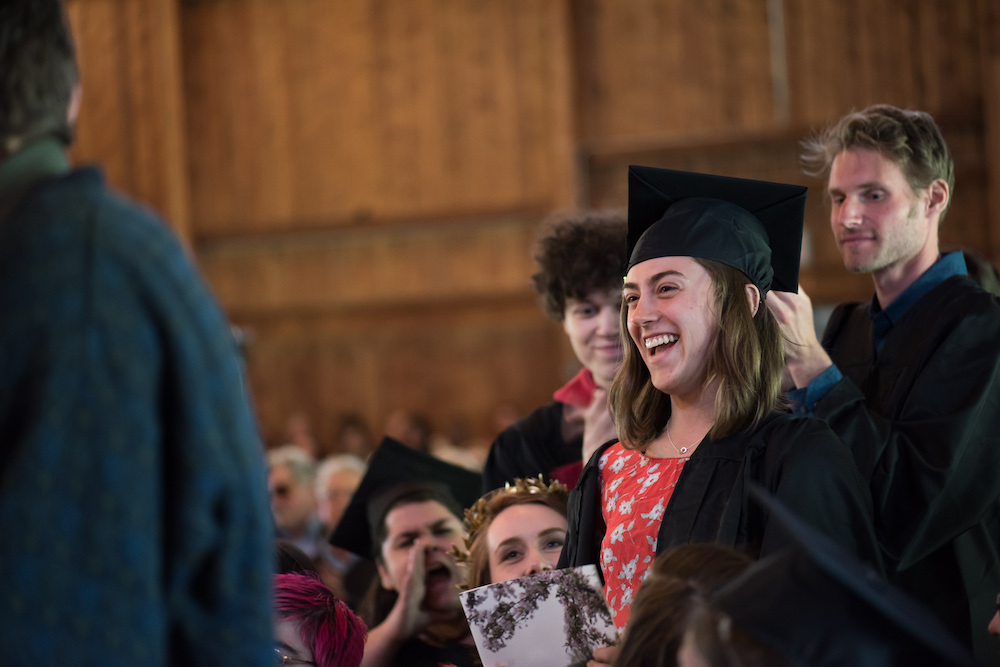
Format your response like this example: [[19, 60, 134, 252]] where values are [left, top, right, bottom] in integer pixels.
[[768, 105, 1000, 662]]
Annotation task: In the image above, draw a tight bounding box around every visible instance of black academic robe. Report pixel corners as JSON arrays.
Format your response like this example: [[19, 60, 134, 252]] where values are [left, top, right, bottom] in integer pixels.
[[817, 275, 1000, 663], [389, 637, 479, 667], [558, 412, 881, 573], [482, 401, 582, 493]]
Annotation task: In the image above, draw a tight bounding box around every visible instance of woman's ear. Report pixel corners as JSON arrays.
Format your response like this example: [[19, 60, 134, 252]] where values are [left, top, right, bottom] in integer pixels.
[[745, 283, 761, 317]]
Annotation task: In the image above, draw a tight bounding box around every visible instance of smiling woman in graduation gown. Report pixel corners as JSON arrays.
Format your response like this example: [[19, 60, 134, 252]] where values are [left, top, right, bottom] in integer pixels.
[[558, 167, 881, 632]]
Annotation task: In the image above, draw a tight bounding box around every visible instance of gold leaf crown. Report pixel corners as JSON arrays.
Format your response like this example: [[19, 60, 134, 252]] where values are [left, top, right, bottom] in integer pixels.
[[452, 475, 569, 565]]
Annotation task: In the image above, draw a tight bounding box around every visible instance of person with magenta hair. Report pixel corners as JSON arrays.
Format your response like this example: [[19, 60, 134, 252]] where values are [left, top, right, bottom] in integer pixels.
[[559, 167, 881, 654], [274, 572, 368, 667]]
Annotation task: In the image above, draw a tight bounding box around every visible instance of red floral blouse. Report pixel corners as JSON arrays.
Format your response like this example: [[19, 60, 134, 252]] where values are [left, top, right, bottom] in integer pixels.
[[598, 442, 687, 632]]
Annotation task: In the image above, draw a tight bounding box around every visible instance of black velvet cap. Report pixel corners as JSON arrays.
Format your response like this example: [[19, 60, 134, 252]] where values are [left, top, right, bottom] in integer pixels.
[[328, 436, 483, 560], [709, 486, 977, 666], [626, 166, 807, 293]]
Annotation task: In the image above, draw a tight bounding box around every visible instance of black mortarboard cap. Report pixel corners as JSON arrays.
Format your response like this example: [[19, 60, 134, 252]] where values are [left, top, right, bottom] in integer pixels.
[[709, 485, 977, 666], [626, 166, 807, 293], [329, 436, 483, 560]]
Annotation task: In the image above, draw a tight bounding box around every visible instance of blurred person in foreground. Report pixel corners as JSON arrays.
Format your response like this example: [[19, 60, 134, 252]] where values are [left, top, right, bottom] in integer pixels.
[[611, 544, 753, 667], [678, 487, 977, 667], [483, 210, 628, 492], [0, 1, 273, 664]]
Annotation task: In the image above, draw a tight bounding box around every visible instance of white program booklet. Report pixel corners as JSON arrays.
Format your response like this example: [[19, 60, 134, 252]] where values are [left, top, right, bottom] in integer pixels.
[[459, 564, 618, 667]]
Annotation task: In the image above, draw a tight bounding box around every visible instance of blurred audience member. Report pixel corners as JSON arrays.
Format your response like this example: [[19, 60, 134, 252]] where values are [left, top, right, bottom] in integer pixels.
[[315, 454, 376, 609], [678, 488, 977, 667], [269, 445, 324, 559], [274, 572, 367, 667], [334, 412, 376, 460], [276, 539, 320, 576], [952, 247, 1000, 296], [384, 409, 433, 454], [430, 415, 489, 472], [613, 544, 753, 667], [285, 412, 321, 458], [316, 455, 366, 534]]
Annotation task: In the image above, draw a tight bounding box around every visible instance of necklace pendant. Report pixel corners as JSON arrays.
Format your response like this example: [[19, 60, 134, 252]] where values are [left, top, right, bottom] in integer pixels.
[[679, 446, 688, 454]]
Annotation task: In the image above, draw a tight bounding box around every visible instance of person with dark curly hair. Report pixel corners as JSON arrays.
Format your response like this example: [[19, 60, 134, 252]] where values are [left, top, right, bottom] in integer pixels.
[[483, 210, 628, 492]]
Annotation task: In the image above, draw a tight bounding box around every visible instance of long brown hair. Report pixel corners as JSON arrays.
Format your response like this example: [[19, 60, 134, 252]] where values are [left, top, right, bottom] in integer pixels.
[[613, 544, 754, 667], [610, 259, 785, 449]]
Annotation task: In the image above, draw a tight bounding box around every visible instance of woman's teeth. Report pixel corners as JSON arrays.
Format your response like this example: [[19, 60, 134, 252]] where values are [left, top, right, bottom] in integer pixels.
[[645, 334, 678, 350]]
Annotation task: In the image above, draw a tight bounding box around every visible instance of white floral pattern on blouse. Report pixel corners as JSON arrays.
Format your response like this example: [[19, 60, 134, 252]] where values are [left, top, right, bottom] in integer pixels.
[[598, 442, 686, 633]]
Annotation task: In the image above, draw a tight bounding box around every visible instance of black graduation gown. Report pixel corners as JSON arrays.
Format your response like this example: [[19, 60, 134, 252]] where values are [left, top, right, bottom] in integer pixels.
[[558, 411, 881, 573], [817, 275, 1000, 663], [389, 637, 478, 667], [482, 401, 582, 493]]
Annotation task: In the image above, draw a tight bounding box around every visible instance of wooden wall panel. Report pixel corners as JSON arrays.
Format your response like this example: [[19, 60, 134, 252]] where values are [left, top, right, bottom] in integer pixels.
[[573, 0, 776, 142], [181, 0, 576, 238], [196, 212, 544, 316], [65, 0, 191, 241], [240, 300, 572, 451], [783, 0, 982, 125], [979, 0, 1000, 258], [59, 0, 998, 448]]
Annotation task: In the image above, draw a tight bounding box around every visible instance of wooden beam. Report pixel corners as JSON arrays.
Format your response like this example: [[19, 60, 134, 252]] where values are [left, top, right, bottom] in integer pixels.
[[979, 0, 1000, 262], [65, 0, 192, 244], [195, 211, 543, 316]]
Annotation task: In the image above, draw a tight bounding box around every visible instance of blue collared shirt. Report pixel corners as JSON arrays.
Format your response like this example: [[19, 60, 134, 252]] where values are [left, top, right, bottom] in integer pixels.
[[789, 252, 968, 416]]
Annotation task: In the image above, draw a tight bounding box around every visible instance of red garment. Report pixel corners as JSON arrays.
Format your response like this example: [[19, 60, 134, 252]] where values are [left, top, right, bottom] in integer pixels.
[[598, 443, 686, 632], [552, 367, 598, 408], [550, 460, 584, 488]]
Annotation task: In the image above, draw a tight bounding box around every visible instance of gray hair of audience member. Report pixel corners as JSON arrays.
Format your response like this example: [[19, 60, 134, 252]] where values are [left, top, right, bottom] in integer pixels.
[[268, 444, 318, 485], [800, 104, 955, 223], [0, 0, 79, 152], [315, 454, 367, 498]]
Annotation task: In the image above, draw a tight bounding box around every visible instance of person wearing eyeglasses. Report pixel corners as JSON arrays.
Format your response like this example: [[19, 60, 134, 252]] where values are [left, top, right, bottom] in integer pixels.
[[268, 445, 326, 560], [274, 572, 367, 667]]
